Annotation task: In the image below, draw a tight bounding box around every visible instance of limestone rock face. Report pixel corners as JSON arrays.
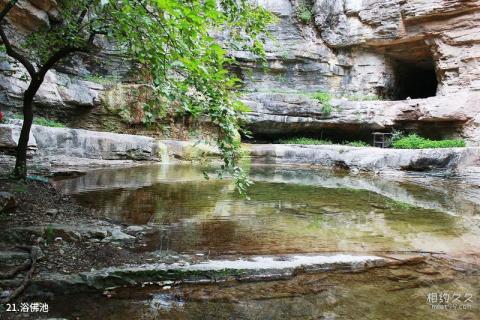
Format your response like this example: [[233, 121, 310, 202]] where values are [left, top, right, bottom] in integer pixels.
[[0, 123, 37, 153], [0, 1, 132, 130], [236, 0, 350, 93], [231, 0, 480, 144], [0, 0, 479, 143], [244, 91, 480, 145], [0, 123, 162, 161], [0, 62, 104, 109], [238, 0, 480, 96], [0, 0, 57, 31], [248, 144, 480, 172], [313, 0, 404, 47]]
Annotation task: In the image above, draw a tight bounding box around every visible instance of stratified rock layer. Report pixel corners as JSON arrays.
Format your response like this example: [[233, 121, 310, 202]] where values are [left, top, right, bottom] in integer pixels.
[[1, 0, 480, 144], [243, 0, 480, 95], [244, 91, 480, 144], [248, 144, 480, 172], [0, 122, 163, 161]]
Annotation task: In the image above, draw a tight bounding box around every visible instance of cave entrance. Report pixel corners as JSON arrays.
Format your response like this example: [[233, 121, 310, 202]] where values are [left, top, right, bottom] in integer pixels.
[[393, 58, 438, 100], [380, 39, 439, 100]]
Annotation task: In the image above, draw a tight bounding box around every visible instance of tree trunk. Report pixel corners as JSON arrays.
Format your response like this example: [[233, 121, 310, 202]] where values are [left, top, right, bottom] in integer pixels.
[[13, 80, 42, 179]]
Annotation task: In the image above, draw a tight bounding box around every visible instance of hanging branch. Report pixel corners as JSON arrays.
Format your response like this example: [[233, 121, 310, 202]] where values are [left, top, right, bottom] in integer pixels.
[[0, 23, 36, 77]]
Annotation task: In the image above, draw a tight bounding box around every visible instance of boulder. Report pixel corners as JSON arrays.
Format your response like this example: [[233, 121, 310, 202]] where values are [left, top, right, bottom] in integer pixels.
[[104, 227, 135, 243]]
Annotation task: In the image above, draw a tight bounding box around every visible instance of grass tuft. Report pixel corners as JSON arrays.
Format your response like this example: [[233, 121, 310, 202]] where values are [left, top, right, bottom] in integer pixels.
[[311, 91, 333, 115], [10, 114, 65, 128], [295, 1, 313, 23], [279, 138, 370, 147], [279, 137, 332, 145]]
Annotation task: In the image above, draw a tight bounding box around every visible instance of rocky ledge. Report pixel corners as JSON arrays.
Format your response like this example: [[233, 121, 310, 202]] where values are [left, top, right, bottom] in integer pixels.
[[25, 253, 423, 295], [243, 91, 480, 145], [0, 121, 164, 161], [247, 144, 480, 173], [1, 122, 479, 175]]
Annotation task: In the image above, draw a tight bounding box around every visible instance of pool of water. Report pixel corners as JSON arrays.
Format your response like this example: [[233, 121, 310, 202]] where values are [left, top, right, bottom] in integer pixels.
[[49, 164, 480, 319], [52, 164, 480, 257]]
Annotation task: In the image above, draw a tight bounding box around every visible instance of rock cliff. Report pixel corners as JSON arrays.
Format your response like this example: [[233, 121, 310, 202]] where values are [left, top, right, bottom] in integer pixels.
[[240, 0, 480, 144], [243, 0, 480, 96], [1, 0, 480, 144]]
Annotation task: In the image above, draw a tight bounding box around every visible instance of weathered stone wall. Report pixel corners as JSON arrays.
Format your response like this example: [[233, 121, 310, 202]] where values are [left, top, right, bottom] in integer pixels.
[[1, 0, 480, 144], [248, 143, 480, 172], [0, 0, 138, 131], [0, 121, 164, 160], [240, 0, 480, 96], [239, 0, 480, 144], [244, 91, 480, 144], [238, 0, 352, 94]]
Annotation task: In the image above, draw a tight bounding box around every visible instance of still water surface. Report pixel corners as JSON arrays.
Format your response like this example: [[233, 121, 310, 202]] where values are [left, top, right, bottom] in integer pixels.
[[50, 164, 480, 319]]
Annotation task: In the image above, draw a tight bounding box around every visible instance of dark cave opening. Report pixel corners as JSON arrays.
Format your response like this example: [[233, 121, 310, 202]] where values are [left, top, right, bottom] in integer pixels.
[[245, 126, 375, 145], [392, 58, 438, 100]]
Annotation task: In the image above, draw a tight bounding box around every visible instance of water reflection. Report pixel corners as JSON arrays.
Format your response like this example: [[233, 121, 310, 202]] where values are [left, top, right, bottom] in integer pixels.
[[52, 164, 480, 257]]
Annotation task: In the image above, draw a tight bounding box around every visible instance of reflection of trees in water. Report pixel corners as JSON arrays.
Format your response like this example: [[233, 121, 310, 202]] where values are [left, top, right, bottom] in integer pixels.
[[153, 220, 245, 255], [74, 172, 473, 256], [75, 188, 157, 224], [150, 181, 233, 225], [74, 180, 231, 224]]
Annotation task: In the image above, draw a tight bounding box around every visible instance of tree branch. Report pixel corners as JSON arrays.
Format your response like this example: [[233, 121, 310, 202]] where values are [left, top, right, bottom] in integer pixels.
[[0, 23, 36, 77], [38, 48, 81, 77], [87, 31, 97, 44], [0, 0, 18, 22], [38, 33, 97, 77], [77, 8, 89, 25], [76, 0, 95, 25]]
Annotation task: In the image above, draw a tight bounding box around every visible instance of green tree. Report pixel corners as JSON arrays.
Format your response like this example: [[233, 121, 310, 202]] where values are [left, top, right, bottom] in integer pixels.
[[0, 0, 274, 191]]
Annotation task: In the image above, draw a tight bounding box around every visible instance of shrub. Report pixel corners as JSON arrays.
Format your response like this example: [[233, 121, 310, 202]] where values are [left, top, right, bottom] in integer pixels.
[[33, 117, 65, 128], [392, 134, 465, 149], [311, 91, 331, 103], [311, 91, 333, 115], [391, 129, 404, 143], [279, 138, 370, 147]]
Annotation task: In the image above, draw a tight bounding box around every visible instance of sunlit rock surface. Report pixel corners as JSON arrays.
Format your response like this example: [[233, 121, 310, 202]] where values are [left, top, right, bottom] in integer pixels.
[[1, 0, 480, 140], [244, 91, 480, 145], [0, 122, 162, 161], [248, 144, 480, 172], [30, 253, 391, 293]]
